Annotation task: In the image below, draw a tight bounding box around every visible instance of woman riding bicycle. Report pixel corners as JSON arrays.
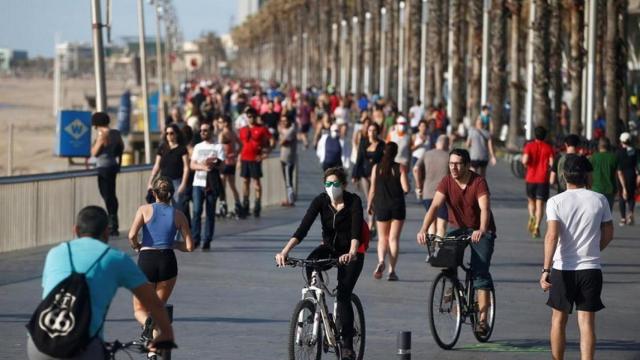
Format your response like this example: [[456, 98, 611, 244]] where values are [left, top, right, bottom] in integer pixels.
[[275, 167, 365, 360], [129, 176, 194, 359]]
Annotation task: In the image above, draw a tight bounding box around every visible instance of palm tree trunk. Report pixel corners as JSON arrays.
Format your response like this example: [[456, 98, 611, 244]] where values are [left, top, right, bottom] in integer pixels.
[[594, 0, 606, 120], [489, 0, 508, 137], [468, 0, 483, 122], [533, 0, 551, 130], [605, 0, 618, 143], [431, 0, 445, 106], [618, 1, 629, 130], [569, 1, 584, 135], [507, 0, 523, 150], [549, 0, 563, 138], [449, 0, 463, 126], [409, 0, 422, 105]]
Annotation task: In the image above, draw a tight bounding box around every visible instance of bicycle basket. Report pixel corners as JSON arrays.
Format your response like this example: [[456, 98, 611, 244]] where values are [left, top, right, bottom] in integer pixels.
[[427, 239, 469, 268]]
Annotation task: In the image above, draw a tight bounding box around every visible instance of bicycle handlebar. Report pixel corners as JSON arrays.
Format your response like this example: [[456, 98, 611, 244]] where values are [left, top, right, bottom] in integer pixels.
[[104, 339, 177, 355], [284, 257, 340, 269], [427, 234, 471, 244]]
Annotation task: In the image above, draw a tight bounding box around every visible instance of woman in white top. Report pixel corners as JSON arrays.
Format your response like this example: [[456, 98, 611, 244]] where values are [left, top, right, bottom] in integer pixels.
[[411, 120, 431, 168]]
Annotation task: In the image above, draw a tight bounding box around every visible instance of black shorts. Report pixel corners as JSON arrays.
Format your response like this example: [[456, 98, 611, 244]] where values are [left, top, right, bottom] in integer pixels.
[[300, 123, 311, 133], [470, 159, 489, 168], [374, 205, 406, 222], [547, 269, 605, 313], [240, 160, 263, 179], [222, 164, 236, 175], [526, 182, 550, 201], [138, 249, 178, 283]]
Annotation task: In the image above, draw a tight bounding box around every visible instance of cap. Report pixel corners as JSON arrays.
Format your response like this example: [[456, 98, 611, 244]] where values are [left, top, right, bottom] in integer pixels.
[[620, 132, 631, 143], [563, 154, 593, 174], [396, 116, 407, 124]]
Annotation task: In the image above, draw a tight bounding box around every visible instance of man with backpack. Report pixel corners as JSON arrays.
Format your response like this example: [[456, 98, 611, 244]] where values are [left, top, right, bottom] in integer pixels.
[[27, 206, 174, 360]]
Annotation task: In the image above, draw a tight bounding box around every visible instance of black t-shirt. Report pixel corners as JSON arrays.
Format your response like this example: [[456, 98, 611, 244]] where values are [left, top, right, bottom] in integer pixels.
[[261, 111, 279, 131], [158, 145, 188, 180], [617, 147, 638, 184]]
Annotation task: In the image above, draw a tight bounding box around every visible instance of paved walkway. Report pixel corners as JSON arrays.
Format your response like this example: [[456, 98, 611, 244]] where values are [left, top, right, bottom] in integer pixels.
[[1, 147, 639, 359]]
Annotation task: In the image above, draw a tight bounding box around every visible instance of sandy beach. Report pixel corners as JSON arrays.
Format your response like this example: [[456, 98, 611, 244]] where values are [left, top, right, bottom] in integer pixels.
[[0, 76, 129, 176]]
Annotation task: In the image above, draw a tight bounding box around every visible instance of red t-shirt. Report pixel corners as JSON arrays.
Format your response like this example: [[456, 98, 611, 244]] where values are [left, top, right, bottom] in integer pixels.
[[523, 140, 554, 184], [436, 173, 497, 233], [239, 125, 272, 161]]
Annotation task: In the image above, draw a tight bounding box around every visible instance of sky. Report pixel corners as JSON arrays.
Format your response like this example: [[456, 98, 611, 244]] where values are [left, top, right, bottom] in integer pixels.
[[0, 0, 237, 57]]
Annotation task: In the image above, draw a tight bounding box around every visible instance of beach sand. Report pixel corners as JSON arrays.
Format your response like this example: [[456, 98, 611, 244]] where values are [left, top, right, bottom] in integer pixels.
[[0, 76, 129, 176]]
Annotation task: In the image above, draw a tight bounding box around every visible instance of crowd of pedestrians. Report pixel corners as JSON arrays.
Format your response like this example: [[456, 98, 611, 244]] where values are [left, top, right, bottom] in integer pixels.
[[27, 76, 640, 360]]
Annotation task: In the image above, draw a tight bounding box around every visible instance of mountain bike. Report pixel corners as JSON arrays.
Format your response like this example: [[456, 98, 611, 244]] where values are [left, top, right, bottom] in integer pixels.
[[104, 338, 177, 360], [285, 257, 365, 360], [424, 233, 496, 350]]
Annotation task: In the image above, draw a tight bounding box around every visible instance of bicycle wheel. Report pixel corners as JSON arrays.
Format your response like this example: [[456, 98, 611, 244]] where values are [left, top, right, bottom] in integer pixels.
[[473, 287, 496, 343], [350, 294, 366, 360], [160, 350, 171, 360], [428, 272, 462, 350], [289, 299, 322, 360]]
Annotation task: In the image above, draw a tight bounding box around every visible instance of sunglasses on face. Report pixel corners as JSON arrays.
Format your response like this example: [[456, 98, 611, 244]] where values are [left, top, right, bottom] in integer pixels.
[[166, 131, 176, 135], [324, 181, 342, 188]]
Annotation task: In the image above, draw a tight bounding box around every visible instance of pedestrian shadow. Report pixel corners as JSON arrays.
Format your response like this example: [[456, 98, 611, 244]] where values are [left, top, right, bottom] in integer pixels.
[[106, 316, 288, 324], [458, 338, 640, 353]]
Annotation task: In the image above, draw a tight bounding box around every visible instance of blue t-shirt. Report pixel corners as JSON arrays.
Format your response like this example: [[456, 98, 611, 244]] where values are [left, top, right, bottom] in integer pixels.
[[42, 237, 148, 338]]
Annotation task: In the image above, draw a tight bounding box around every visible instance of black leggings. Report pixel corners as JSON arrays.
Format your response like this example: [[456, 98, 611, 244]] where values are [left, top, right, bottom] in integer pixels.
[[620, 181, 637, 219], [97, 166, 119, 228], [336, 253, 364, 350]]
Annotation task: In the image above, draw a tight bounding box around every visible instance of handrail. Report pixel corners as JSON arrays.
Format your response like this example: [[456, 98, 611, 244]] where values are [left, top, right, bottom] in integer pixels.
[[0, 164, 153, 185]]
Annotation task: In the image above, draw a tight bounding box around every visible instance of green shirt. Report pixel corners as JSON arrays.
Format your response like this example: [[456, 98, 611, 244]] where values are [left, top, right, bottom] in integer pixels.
[[589, 151, 618, 195]]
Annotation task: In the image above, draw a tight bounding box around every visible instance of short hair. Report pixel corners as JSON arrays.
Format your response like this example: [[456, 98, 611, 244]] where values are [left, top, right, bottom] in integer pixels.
[[91, 112, 110, 127], [481, 105, 489, 111], [598, 137, 610, 150], [563, 154, 592, 186], [449, 148, 471, 165], [534, 126, 547, 141], [75, 206, 109, 239], [244, 107, 257, 117], [323, 167, 347, 185], [564, 134, 580, 147]]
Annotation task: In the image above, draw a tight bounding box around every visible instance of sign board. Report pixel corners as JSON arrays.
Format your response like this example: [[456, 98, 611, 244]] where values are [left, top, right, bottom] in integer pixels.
[[149, 91, 160, 133], [55, 110, 92, 157]]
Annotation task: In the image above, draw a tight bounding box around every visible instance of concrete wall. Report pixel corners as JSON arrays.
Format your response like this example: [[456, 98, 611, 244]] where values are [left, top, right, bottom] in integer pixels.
[[0, 157, 288, 253]]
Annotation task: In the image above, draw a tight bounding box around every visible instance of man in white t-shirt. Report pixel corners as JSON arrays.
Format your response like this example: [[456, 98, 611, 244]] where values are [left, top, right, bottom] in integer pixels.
[[408, 100, 424, 133], [540, 154, 614, 360], [190, 122, 225, 251]]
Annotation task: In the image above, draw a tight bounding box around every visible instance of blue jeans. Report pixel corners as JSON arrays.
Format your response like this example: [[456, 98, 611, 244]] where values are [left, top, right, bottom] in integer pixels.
[[447, 228, 495, 290], [192, 186, 217, 245]]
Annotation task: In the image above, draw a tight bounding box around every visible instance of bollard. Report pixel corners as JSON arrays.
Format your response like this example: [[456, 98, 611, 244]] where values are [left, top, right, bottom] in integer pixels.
[[397, 331, 411, 359]]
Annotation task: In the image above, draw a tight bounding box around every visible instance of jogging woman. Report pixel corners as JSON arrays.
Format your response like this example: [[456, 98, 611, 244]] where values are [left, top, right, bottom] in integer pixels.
[[368, 142, 409, 281], [275, 167, 364, 360], [129, 177, 193, 359]]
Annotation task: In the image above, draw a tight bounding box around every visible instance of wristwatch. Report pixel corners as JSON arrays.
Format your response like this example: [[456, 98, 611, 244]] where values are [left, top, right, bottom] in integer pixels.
[[541, 268, 551, 273]]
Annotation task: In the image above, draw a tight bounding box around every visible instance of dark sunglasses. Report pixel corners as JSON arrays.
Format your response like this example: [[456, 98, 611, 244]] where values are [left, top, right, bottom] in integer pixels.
[[324, 181, 342, 188]]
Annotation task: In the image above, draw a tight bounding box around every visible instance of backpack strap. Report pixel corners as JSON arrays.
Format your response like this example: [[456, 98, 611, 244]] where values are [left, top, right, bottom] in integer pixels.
[[66, 242, 110, 274]]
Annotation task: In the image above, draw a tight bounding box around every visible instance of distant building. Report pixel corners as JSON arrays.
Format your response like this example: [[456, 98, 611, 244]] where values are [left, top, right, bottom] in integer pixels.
[[56, 43, 92, 73], [237, 0, 267, 25], [0, 48, 28, 72]]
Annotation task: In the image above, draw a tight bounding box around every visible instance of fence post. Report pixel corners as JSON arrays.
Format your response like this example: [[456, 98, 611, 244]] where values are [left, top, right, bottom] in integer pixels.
[[7, 123, 14, 176]]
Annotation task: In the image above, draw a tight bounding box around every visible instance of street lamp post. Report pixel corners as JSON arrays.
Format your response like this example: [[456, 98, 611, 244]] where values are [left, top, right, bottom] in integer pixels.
[[340, 20, 348, 95], [480, 0, 490, 106], [524, 0, 536, 140], [91, 0, 107, 112], [379, 7, 387, 98], [398, 1, 406, 112], [302, 32, 309, 90], [137, 0, 151, 163], [331, 23, 338, 86], [351, 16, 359, 95], [152, 0, 165, 133], [585, 0, 596, 140]]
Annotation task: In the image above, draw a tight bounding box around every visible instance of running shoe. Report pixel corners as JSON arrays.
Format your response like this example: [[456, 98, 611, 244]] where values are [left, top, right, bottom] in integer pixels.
[[527, 216, 535, 234]]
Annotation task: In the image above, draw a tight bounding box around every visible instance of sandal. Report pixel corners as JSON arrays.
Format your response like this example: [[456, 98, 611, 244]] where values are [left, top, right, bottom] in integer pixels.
[[619, 219, 626, 227], [387, 272, 399, 281], [373, 262, 385, 280], [475, 320, 489, 336]]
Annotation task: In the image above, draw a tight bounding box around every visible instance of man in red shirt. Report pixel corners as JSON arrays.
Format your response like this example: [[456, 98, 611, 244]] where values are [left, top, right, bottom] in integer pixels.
[[238, 107, 274, 218], [417, 148, 496, 337], [522, 126, 555, 238]]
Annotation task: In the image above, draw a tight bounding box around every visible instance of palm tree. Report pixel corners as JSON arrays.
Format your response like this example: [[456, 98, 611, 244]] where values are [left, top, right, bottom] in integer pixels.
[[409, 0, 423, 105], [548, 0, 563, 137], [594, 0, 606, 120], [617, 1, 629, 129], [489, 0, 507, 137], [605, 0, 626, 143], [449, 0, 463, 126], [468, 0, 483, 122], [533, 0, 551, 130], [506, 0, 523, 150], [568, 0, 584, 135], [429, 0, 445, 106]]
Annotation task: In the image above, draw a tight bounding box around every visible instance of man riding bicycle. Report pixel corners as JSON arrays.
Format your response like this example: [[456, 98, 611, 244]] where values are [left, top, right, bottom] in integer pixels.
[[417, 148, 496, 336]]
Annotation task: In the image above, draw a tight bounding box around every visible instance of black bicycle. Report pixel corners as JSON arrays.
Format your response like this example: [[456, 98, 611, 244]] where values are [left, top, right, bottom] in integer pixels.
[[104, 339, 177, 360], [285, 257, 365, 360], [424, 233, 496, 349]]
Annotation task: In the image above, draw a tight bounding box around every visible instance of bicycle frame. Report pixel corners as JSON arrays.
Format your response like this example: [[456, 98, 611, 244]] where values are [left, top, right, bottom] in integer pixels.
[[296, 268, 339, 348]]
